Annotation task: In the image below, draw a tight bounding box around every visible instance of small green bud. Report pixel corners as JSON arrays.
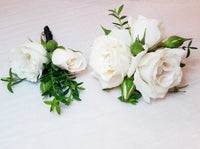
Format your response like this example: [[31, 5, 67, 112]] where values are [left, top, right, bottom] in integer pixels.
[[163, 36, 190, 48], [46, 40, 58, 52], [130, 38, 144, 56], [121, 77, 136, 101]]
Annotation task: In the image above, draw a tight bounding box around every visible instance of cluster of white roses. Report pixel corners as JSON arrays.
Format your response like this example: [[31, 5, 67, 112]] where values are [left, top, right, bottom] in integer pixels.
[[90, 16, 185, 102], [11, 41, 86, 82]]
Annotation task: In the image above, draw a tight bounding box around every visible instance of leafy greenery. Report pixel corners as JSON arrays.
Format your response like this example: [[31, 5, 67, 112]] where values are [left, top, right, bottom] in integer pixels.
[[108, 4, 129, 29], [118, 91, 142, 105], [101, 4, 129, 35], [40, 37, 85, 115], [182, 39, 198, 58], [1, 68, 26, 93], [130, 37, 144, 56], [101, 26, 111, 35]]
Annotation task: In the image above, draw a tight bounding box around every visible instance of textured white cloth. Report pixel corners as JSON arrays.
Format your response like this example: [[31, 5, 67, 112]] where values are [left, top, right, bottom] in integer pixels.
[[0, 0, 200, 149]]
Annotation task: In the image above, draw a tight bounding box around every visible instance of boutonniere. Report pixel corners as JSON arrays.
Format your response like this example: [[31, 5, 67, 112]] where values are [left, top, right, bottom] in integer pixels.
[[1, 26, 87, 114]]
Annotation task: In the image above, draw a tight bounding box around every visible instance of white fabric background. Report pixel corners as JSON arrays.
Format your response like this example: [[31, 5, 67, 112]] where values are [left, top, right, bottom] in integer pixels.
[[0, 0, 200, 149]]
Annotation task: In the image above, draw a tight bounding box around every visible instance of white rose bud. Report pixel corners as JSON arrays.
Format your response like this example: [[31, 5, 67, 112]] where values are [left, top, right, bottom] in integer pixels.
[[90, 29, 132, 89], [52, 48, 87, 72], [129, 16, 164, 48], [11, 42, 48, 82], [134, 48, 185, 102]]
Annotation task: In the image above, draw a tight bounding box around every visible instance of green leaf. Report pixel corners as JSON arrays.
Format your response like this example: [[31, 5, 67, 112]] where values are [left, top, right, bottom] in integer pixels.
[[44, 101, 53, 105], [108, 9, 116, 13], [141, 28, 146, 45], [28, 37, 33, 42], [112, 22, 121, 26], [66, 97, 72, 105], [188, 40, 192, 47], [190, 47, 198, 49], [109, 13, 119, 19], [41, 36, 47, 49], [122, 21, 128, 25], [101, 26, 111, 35], [120, 16, 127, 20], [7, 81, 13, 93], [12, 78, 26, 85], [186, 48, 190, 58], [1, 77, 10, 82], [57, 46, 65, 49], [130, 92, 142, 99], [73, 95, 81, 101], [180, 63, 186, 67], [40, 81, 52, 93], [117, 5, 124, 15], [130, 37, 144, 56], [56, 105, 61, 115]]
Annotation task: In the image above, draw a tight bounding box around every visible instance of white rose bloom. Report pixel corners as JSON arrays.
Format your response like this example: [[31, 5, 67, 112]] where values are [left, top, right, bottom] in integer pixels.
[[52, 48, 87, 72], [129, 16, 164, 48], [134, 48, 185, 102], [90, 29, 132, 89], [11, 42, 48, 82]]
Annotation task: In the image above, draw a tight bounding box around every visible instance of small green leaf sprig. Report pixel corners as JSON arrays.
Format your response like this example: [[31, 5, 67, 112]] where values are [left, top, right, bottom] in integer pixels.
[[40, 26, 85, 114], [101, 4, 129, 35], [1, 68, 25, 93]]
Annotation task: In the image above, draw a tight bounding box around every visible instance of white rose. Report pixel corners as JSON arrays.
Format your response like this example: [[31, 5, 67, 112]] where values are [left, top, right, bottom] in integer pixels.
[[11, 42, 48, 82], [90, 29, 132, 89], [134, 48, 185, 102], [52, 48, 87, 72], [129, 16, 164, 48]]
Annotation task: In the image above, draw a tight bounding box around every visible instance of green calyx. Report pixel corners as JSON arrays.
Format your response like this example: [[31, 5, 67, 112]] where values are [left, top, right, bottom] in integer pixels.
[[130, 37, 144, 56]]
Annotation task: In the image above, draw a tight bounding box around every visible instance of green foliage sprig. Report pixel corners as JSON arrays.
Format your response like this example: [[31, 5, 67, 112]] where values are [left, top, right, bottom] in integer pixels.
[[1, 68, 25, 93], [101, 4, 129, 35], [40, 26, 85, 114], [108, 4, 128, 29]]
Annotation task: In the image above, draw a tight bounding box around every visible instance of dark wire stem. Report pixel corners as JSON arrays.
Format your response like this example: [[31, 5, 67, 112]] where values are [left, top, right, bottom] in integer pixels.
[[44, 26, 53, 42]]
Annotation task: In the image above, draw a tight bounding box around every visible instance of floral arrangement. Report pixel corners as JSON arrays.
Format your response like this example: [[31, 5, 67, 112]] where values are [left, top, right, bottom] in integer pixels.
[[1, 5, 198, 115], [90, 5, 197, 104], [1, 26, 87, 114]]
